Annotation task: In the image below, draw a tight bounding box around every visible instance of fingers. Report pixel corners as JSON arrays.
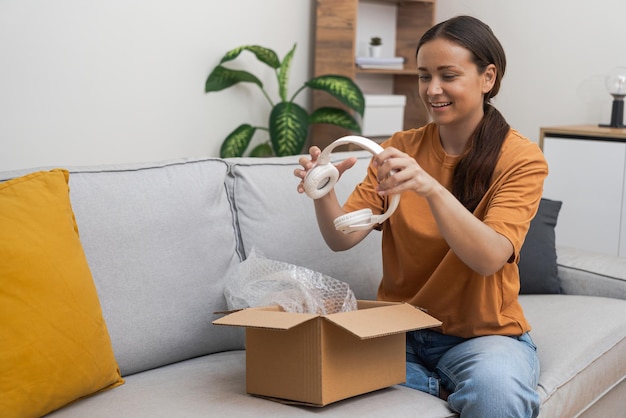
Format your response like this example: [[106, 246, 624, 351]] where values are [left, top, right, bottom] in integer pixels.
[[373, 148, 404, 181], [336, 156, 358, 175], [376, 170, 400, 194], [371, 147, 425, 195], [309, 146, 321, 163], [376, 160, 436, 197], [294, 146, 322, 194], [294, 165, 307, 194], [297, 156, 311, 172], [295, 146, 321, 177]]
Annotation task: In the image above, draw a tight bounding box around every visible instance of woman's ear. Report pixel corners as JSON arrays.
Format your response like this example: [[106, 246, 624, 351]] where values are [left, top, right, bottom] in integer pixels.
[[482, 64, 497, 93]]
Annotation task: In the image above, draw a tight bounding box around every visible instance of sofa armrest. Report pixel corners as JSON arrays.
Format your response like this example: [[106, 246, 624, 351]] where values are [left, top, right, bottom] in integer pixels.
[[557, 246, 626, 300]]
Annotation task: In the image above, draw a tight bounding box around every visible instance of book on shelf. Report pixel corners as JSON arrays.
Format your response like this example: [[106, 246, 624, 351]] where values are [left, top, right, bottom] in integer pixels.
[[355, 56, 405, 65], [355, 56, 405, 70], [357, 63, 404, 70]]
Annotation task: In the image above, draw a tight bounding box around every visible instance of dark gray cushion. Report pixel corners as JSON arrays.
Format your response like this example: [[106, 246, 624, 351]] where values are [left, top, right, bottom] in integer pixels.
[[519, 198, 563, 294]]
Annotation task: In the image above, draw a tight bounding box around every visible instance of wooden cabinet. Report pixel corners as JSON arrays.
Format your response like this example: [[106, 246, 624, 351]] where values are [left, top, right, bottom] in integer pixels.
[[311, 0, 436, 149], [540, 125, 626, 257]]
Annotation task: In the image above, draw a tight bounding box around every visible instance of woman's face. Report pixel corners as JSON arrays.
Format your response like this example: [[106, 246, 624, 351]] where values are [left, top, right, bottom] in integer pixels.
[[416, 38, 495, 133]]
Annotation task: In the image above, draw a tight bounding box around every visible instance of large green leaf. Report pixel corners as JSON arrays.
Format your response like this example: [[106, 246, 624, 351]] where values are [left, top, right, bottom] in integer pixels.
[[249, 142, 274, 157], [306, 75, 365, 117], [220, 124, 256, 158], [205, 66, 262, 92], [278, 44, 296, 102], [269, 102, 309, 156], [220, 45, 280, 69], [309, 107, 362, 133]]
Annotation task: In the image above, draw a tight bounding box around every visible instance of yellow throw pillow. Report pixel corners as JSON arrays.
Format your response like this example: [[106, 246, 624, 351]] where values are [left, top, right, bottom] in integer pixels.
[[0, 169, 124, 418]]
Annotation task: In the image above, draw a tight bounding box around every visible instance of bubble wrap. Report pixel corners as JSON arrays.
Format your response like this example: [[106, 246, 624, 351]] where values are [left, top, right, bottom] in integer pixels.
[[224, 249, 357, 314]]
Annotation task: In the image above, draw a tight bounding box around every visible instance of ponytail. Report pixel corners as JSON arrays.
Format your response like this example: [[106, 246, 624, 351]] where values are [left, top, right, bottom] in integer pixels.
[[452, 104, 509, 212]]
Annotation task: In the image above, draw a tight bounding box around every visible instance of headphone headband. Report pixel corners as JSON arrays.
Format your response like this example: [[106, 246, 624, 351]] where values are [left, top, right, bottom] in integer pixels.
[[317, 135, 385, 165]]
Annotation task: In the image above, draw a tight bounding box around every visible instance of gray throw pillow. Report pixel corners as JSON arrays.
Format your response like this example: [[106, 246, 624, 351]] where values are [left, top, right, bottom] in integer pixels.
[[519, 198, 563, 294]]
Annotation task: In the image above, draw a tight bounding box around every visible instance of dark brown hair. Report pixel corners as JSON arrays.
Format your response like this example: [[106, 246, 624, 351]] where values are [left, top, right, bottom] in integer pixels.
[[416, 15, 510, 212]]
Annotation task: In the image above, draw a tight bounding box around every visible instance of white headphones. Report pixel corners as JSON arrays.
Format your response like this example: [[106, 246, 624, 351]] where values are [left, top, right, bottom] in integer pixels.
[[303, 135, 400, 233]]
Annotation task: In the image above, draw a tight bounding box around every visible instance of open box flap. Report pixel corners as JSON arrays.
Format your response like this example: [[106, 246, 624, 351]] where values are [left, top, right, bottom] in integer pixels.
[[213, 306, 318, 330], [324, 303, 442, 339]]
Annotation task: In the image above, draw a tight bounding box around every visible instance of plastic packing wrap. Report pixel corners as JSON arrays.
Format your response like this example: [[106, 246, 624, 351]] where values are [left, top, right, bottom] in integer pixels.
[[224, 249, 357, 315]]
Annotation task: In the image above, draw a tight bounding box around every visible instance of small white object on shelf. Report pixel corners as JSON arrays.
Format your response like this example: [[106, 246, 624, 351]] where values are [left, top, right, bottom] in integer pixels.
[[362, 94, 406, 137], [356, 56, 405, 70], [356, 56, 404, 65], [369, 45, 382, 58], [358, 63, 403, 70]]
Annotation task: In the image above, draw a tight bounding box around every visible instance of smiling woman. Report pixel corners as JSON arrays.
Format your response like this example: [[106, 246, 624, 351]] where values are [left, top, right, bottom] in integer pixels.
[[417, 41, 497, 150], [295, 15, 548, 418]]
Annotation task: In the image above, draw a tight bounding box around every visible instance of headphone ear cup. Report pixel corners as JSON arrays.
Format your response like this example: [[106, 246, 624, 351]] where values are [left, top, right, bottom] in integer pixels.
[[333, 209, 374, 232], [303, 164, 339, 199]]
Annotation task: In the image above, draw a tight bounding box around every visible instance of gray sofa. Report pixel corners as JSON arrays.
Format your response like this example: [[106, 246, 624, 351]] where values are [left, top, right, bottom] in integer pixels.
[[3, 152, 625, 418]]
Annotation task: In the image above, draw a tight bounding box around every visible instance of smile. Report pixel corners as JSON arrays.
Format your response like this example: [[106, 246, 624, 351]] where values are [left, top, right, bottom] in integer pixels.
[[430, 102, 452, 108]]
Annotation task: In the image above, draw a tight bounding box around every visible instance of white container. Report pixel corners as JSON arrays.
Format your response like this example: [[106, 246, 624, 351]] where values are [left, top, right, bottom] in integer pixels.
[[362, 94, 406, 137]]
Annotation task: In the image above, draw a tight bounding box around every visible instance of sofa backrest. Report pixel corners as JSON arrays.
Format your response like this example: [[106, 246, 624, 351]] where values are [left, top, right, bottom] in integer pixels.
[[0, 151, 384, 377], [65, 159, 247, 375], [226, 151, 382, 301]]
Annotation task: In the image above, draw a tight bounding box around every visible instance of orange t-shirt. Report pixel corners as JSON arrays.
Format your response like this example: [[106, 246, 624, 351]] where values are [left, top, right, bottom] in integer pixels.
[[343, 123, 548, 338]]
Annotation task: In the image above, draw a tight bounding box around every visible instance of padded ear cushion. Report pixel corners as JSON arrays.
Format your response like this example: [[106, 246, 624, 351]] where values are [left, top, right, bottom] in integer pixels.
[[333, 209, 374, 232], [303, 164, 339, 199]]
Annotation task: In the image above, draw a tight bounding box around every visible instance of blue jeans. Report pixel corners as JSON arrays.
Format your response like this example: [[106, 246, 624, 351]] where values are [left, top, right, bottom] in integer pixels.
[[403, 329, 541, 418]]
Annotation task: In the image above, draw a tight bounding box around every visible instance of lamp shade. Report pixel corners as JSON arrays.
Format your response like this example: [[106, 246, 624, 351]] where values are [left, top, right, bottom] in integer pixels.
[[606, 67, 626, 97]]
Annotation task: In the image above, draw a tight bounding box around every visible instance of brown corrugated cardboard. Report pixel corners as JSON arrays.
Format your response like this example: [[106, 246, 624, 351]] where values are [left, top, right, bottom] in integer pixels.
[[213, 301, 441, 406]]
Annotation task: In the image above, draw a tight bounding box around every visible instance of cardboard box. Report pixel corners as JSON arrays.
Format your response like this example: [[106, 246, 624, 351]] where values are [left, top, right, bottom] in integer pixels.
[[213, 300, 441, 406], [362, 94, 407, 137]]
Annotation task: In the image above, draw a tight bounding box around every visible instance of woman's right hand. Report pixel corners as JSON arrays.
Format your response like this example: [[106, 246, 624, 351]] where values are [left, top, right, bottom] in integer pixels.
[[294, 146, 368, 250], [294, 146, 358, 194], [294, 146, 322, 194]]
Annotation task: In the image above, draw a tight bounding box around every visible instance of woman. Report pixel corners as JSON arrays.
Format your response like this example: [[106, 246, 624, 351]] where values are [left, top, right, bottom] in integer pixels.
[[295, 15, 546, 418]]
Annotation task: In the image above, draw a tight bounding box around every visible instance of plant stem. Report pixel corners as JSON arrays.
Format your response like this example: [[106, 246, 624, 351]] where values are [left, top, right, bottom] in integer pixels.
[[289, 85, 306, 102], [259, 87, 274, 107]]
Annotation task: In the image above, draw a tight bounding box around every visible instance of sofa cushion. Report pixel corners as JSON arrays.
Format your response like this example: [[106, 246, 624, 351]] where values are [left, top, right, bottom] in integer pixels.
[[0, 170, 124, 418], [45, 351, 456, 418], [519, 198, 562, 294], [226, 151, 383, 300], [556, 246, 626, 299], [520, 294, 626, 417], [63, 159, 245, 376], [45, 295, 626, 418]]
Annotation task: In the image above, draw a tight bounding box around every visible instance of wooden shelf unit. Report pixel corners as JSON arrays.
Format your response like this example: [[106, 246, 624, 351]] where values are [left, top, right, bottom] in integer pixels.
[[311, 0, 436, 149]]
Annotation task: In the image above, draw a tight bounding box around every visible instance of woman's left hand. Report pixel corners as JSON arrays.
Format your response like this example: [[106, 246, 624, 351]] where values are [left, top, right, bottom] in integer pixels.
[[373, 147, 513, 276], [373, 147, 441, 198]]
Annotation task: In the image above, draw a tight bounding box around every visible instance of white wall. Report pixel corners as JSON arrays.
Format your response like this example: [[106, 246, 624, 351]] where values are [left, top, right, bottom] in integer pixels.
[[436, 0, 626, 140], [1, 0, 624, 171], [0, 0, 314, 170]]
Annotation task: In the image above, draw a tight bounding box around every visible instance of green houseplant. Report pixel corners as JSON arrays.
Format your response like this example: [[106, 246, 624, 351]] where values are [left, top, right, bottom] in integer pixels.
[[369, 37, 382, 58], [205, 44, 365, 157]]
